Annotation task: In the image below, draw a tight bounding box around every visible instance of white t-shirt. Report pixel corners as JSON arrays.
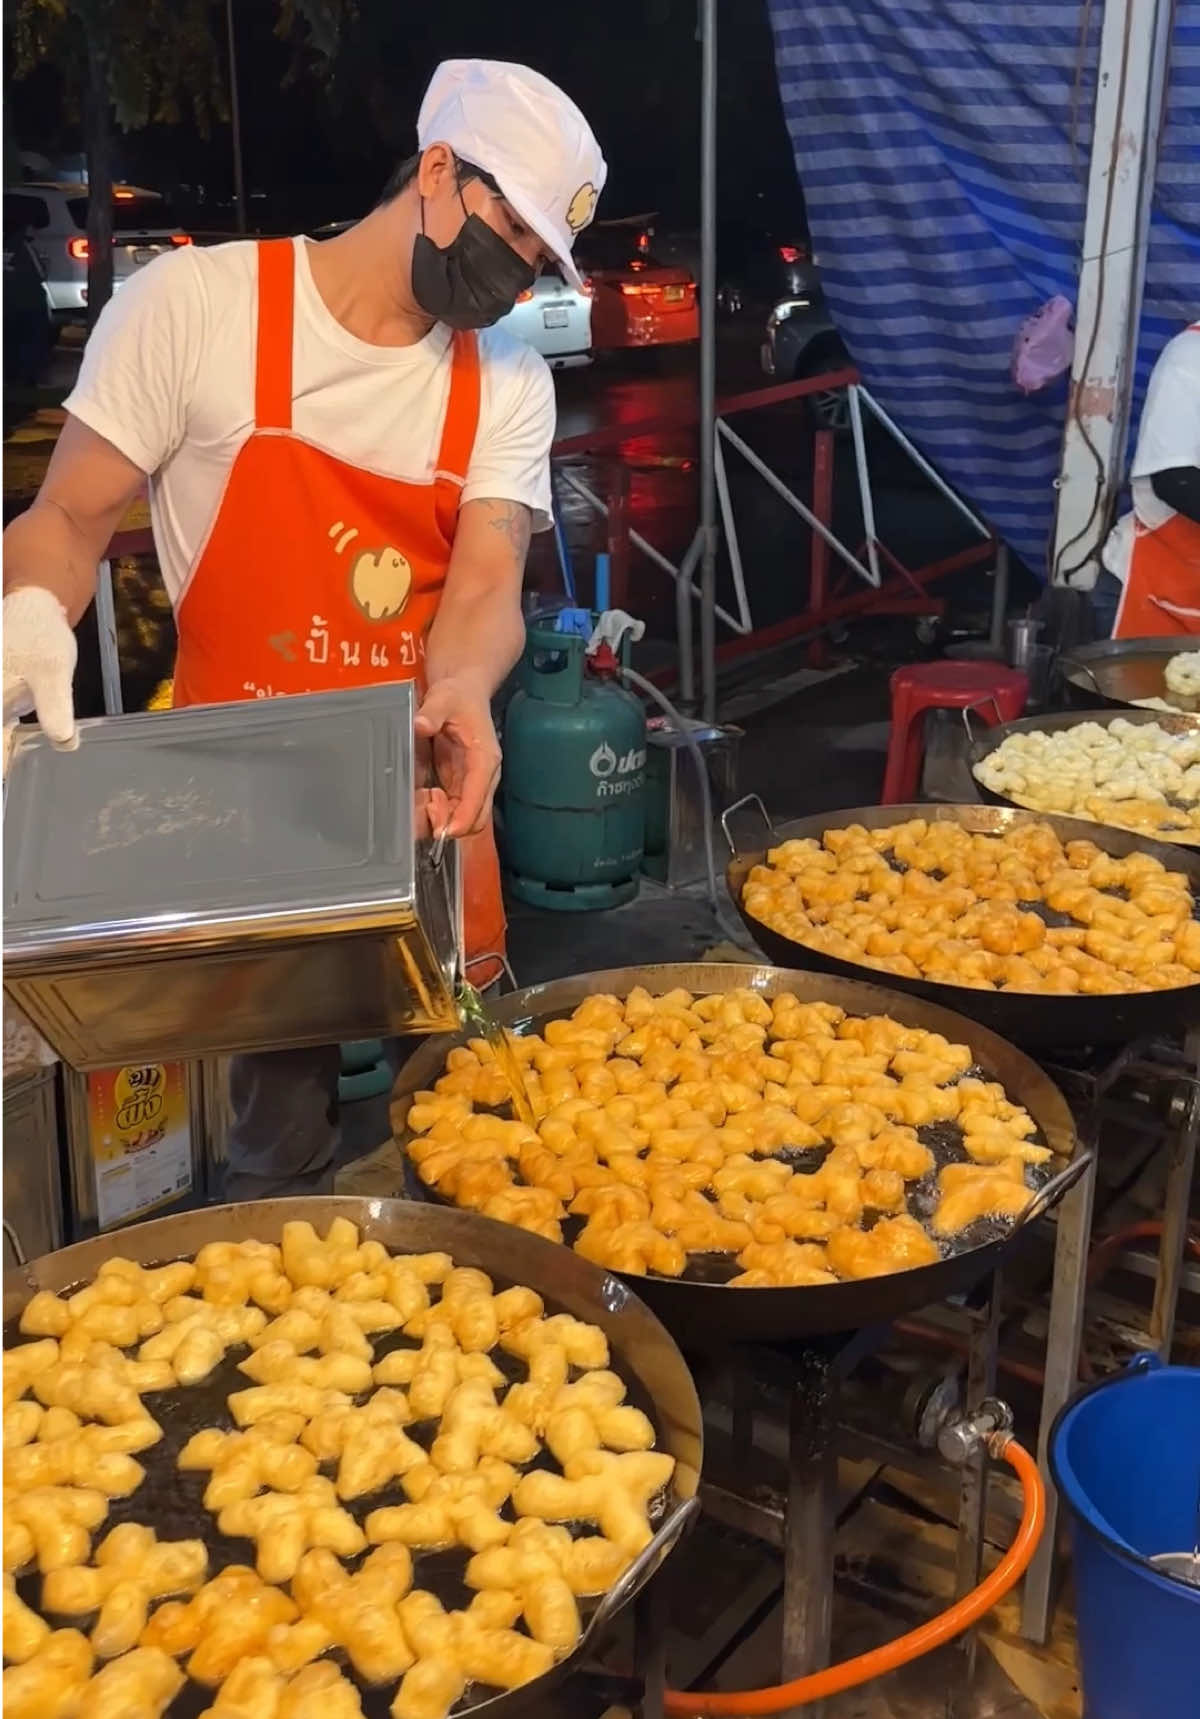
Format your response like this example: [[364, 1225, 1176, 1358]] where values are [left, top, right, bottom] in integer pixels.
[[65, 236, 556, 605], [1102, 325, 1200, 584]]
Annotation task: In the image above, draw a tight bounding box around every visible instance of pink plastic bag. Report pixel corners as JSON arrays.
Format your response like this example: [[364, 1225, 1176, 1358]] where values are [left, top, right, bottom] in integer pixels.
[[1012, 296, 1075, 393]]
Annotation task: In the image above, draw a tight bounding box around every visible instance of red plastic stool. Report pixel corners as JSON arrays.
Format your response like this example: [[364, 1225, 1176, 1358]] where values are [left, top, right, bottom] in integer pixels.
[[881, 661, 1029, 804]]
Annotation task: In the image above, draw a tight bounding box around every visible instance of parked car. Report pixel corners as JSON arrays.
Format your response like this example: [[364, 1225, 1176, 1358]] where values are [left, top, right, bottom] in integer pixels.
[[657, 218, 816, 316], [10, 183, 192, 328], [496, 266, 592, 369], [3, 191, 54, 385], [574, 223, 698, 351], [761, 262, 853, 431], [312, 221, 592, 368]]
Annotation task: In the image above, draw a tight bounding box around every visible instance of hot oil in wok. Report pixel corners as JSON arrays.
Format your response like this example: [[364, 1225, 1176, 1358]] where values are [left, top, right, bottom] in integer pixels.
[[4, 1263, 669, 1718], [428, 1001, 1060, 1285], [457, 982, 537, 1132]]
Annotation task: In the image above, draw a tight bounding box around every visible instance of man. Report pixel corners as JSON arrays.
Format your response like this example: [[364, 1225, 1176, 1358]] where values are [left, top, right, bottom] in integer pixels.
[[2, 58, 606, 1198], [1092, 322, 1200, 637]]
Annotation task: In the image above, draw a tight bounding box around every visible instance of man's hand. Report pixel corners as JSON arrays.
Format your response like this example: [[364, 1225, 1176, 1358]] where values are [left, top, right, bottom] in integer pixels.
[[414, 675, 502, 838], [2, 587, 79, 757]]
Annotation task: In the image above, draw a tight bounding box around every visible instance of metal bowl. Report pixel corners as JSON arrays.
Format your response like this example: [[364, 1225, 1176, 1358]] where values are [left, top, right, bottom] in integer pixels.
[[392, 965, 1083, 1347], [726, 803, 1200, 1047], [1060, 636, 1200, 712], [4, 1197, 702, 1719], [967, 707, 1200, 847]]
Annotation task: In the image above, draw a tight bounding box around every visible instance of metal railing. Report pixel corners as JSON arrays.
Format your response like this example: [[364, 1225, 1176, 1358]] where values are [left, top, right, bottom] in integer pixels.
[[549, 368, 995, 712]]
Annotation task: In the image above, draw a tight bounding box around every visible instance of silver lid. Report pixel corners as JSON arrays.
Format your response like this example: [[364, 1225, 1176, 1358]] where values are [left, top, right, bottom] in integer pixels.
[[4, 685, 423, 968]]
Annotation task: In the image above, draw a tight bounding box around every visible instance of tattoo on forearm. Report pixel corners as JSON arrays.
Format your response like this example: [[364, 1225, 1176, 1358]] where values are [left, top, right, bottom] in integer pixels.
[[483, 500, 532, 561]]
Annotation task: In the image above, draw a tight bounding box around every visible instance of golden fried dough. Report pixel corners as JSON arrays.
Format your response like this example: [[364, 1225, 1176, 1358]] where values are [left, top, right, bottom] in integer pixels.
[[407, 989, 1048, 1286], [746, 820, 1199, 995]]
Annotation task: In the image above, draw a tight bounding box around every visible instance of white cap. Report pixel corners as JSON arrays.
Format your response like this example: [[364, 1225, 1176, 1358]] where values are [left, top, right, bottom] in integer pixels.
[[418, 59, 606, 289]]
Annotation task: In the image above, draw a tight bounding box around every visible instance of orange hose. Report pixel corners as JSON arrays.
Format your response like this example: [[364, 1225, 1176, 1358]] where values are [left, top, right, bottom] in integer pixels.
[[662, 1438, 1045, 1717]]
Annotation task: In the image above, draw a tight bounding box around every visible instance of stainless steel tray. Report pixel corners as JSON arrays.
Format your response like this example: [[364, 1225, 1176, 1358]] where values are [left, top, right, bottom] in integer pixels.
[[4, 687, 460, 1067]]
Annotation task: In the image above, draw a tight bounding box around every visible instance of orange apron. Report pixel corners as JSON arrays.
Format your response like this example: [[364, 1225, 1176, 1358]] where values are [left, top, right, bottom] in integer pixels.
[[1113, 509, 1200, 638], [172, 237, 505, 980], [1114, 322, 1200, 639]]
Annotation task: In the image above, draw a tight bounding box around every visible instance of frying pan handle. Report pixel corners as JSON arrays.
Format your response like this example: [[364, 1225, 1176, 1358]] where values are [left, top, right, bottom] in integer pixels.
[[721, 793, 777, 857], [960, 696, 1004, 745], [584, 1494, 700, 1639], [1017, 1149, 1094, 1230], [1060, 652, 1102, 691]]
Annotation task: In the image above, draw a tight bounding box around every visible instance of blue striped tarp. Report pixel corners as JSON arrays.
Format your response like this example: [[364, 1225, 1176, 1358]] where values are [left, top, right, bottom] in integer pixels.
[[766, 1, 1200, 576]]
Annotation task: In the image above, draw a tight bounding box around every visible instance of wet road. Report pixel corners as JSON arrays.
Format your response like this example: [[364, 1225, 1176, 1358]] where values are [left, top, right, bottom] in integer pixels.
[[6, 320, 986, 718]]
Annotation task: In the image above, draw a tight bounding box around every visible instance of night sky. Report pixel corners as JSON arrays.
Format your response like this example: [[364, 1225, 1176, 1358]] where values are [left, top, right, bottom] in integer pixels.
[[6, 0, 802, 233]]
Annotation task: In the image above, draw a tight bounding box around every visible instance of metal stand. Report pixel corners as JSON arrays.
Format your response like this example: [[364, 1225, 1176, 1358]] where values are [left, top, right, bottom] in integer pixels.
[[1022, 1031, 1200, 1642], [1020, 1122, 1097, 1642], [634, 1560, 670, 1719], [1150, 1025, 1200, 1357], [948, 1275, 1003, 1717], [781, 1350, 839, 1717]]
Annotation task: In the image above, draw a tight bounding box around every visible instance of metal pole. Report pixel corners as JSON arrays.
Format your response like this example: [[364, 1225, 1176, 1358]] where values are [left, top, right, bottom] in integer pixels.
[[698, 0, 719, 722], [988, 543, 1010, 655], [846, 385, 881, 587], [95, 559, 124, 715], [1050, 0, 1171, 587], [675, 527, 701, 709], [226, 0, 247, 235]]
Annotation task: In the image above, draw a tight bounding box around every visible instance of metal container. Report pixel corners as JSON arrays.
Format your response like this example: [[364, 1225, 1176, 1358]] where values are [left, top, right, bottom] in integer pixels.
[[726, 801, 1200, 1047], [392, 964, 1083, 1347], [1061, 635, 1198, 711], [642, 719, 741, 889], [968, 707, 1200, 846], [1006, 615, 1044, 671], [3, 1198, 702, 1719], [2, 1067, 64, 1266], [3, 686, 460, 1070]]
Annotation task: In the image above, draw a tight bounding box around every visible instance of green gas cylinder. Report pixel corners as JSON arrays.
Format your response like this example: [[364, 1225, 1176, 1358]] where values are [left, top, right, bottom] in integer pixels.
[[501, 622, 646, 910]]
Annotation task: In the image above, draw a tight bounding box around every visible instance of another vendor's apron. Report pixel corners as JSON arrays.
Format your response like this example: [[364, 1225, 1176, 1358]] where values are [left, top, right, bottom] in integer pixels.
[[172, 237, 505, 980], [1113, 509, 1200, 638], [1114, 322, 1200, 639]]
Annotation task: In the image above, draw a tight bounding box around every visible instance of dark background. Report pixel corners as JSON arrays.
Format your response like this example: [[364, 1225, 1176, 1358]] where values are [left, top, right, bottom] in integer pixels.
[[7, 0, 804, 236]]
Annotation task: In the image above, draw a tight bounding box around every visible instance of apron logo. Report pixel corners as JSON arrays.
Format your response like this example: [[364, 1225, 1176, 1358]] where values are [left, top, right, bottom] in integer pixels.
[[566, 183, 599, 235], [329, 520, 413, 622]]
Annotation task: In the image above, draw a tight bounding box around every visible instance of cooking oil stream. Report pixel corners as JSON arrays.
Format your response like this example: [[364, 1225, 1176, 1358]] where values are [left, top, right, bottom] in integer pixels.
[[456, 979, 537, 1129]]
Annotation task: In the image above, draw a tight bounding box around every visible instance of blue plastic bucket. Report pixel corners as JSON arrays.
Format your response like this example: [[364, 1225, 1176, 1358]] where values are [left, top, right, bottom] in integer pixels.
[[1049, 1353, 1200, 1719]]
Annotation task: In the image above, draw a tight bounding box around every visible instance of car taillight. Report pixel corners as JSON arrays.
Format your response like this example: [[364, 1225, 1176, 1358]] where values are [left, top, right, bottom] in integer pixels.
[[778, 244, 806, 264], [580, 277, 594, 297], [67, 237, 89, 261], [620, 282, 649, 296], [513, 287, 534, 304], [171, 234, 193, 246]]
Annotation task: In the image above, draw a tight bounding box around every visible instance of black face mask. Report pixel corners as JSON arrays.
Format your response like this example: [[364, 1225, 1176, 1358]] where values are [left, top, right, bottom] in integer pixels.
[[411, 195, 536, 331]]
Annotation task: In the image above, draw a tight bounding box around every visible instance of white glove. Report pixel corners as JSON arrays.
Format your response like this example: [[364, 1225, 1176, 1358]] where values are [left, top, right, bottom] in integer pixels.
[[2, 586, 79, 759], [587, 608, 646, 657]]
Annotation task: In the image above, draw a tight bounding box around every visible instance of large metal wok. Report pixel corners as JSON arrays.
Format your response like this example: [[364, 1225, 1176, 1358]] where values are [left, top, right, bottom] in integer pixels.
[[726, 802, 1200, 1048], [3, 1198, 702, 1719], [392, 965, 1083, 1348], [967, 707, 1200, 847], [1060, 634, 1198, 711]]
